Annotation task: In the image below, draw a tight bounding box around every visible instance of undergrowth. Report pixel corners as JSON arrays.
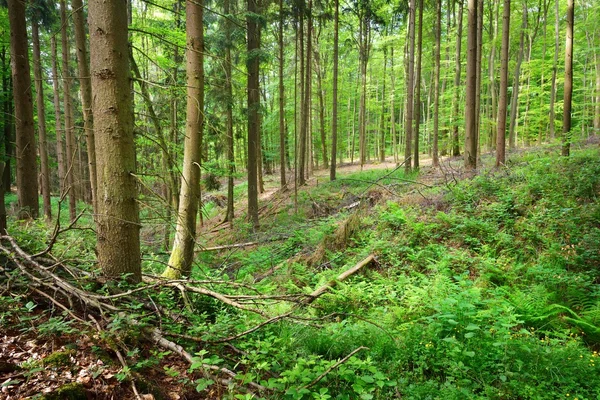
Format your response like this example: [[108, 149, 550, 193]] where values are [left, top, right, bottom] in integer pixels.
[[2, 146, 600, 399]]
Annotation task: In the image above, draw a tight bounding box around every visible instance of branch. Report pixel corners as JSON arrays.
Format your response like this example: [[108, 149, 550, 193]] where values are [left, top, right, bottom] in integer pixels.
[[306, 255, 375, 303], [302, 346, 368, 389]]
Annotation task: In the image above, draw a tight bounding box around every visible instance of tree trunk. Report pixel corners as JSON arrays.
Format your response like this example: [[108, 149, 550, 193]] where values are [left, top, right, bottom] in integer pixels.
[[247, 0, 260, 228], [413, 0, 423, 169], [330, 0, 339, 181], [432, 0, 441, 168], [475, 0, 483, 153], [7, 0, 39, 220], [278, 0, 286, 187], [298, 6, 306, 186], [489, 0, 499, 151], [314, 44, 328, 169], [51, 36, 66, 195], [405, 0, 416, 171], [31, 13, 51, 219], [379, 45, 387, 163], [508, 3, 527, 149], [451, 0, 464, 157], [60, 0, 77, 221], [562, 0, 574, 156], [225, 0, 235, 224], [72, 0, 97, 213], [89, 0, 141, 281], [496, 0, 510, 166], [464, 0, 478, 169], [390, 45, 398, 164], [549, 0, 559, 139], [595, 49, 600, 133], [358, 17, 368, 169]]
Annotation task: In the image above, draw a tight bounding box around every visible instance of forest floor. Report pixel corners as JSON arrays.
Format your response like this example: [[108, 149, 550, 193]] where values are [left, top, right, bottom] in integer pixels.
[[2, 140, 600, 399]]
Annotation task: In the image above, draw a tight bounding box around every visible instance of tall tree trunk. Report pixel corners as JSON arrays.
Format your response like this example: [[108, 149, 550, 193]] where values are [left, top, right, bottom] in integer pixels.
[[278, 0, 286, 187], [595, 49, 600, 133], [7, 0, 39, 219], [31, 13, 51, 219], [51, 37, 66, 195], [549, 0, 559, 138], [379, 45, 387, 163], [508, 3, 527, 149], [72, 0, 97, 213], [305, 1, 313, 178], [358, 17, 369, 169], [405, 0, 416, 171], [432, 0, 441, 168], [464, 0, 478, 168], [489, 0, 499, 151], [330, 0, 339, 180], [475, 0, 483, 153], [225, 0, 236, 224], [247, 0, 260, 228], [60, 0, 77, 221], [562, 0, 574, 156], [390, 45, 398, 164], [162, 0, 205, 278], [496, 0, 510, 166], [298, 6, 306, 186], [89, 0, 141, 282], [1, 49, 12, 196], [451, 1, 464, 157], [314, 44, 328, 169], [413, 0, 423, 169]]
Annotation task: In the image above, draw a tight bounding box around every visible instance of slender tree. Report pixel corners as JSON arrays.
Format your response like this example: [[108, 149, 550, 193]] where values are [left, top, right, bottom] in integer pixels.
[[432, 0, 441, 168], [225, 0, 236, 223], [31, 6, 51, 219], [562, 0, 574, 156], [549, 0, 559, 138], [60, 0, 77, 221], [405, 0, 416, 172], [7, 0, 39, 219], [51, 36, 66, 193], [89, 0, 141, 281], [413, 0, 423, 169], [451, 1, 464, 157], [330, 0, 339, 181], [278, 0, 286, 187], [508, 3, 527, 149], [496, 0, 510, 166], [247, 0, 260, 228], [162, 0, 205, 278], [464, 0, 478, 168], [72, 0, 97, 212]]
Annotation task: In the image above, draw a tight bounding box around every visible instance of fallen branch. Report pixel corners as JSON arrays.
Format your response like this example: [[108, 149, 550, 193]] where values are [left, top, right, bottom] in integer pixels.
[[306, 254, 375, 303], [302, 346, 368, 389]]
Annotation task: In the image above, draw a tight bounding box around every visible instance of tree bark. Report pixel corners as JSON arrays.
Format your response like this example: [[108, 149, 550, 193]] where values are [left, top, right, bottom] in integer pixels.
[[508, 3, 527, 149], [60, 0, 77, 221], [225, 0, 236, 224], [358, 13, 369, 169], [7, 0, 39, 219], [451, 1, 464, 157], [496, 0, 510, 166], [330, 0, 339, 181], [31, 12, 51, 219], [549, 0, 559, 139], [278, 0, 286, 187], [298, 6, 306, 186], [562, 0, 574, 156], [405, 0, 416, 172], [51, 36, 66, 195], [432, 0, 441, 168], [162, 0, 205, 278], [247, 0, 260, 228], [413, 0, 423, 169], [72, 0, 98, 213], [89, 0, 141, 281], [464, 0, 478, 168]]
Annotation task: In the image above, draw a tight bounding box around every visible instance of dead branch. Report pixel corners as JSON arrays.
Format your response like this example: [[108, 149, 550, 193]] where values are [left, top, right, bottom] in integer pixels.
[[306, 254, 375, 302], [302, 346, 368, 389]]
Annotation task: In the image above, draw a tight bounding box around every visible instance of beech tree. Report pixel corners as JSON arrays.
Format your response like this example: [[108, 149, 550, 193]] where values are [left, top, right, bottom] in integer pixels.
[[163, 0, 205, 279], [496, 0, 510, 166], [562, 0, 574, 156], [464, 0, 478, 169]]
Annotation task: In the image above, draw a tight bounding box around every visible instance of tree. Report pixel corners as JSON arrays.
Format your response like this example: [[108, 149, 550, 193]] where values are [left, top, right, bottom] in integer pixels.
[[225, 0, 236, 223], [508, 2, 527, 149], [330, 0, 339, 181], [496, 0, 510, 166], [89, 0, 141, 281], [548, 0, 559, 139], [405, 0, 416, 172], [432, 0, 441, 168], [464, 0, 478, 169], [278, 0, 286, 187], [163, 0, 205, 279], [451, 0, 463, 157], [7, 0, 39, 219], [73, 0, 97, 212], [413, 0, 423, 169], [562, 0, 574, 156], [60, 0, 77, 221], [31, 3, 51, 219], [247, 0, 260, 229], [50, 36, 66, 194]]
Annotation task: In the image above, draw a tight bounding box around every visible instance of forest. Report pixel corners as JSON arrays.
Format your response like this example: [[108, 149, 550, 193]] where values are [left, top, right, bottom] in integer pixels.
[[0, 0, 599, 398]]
